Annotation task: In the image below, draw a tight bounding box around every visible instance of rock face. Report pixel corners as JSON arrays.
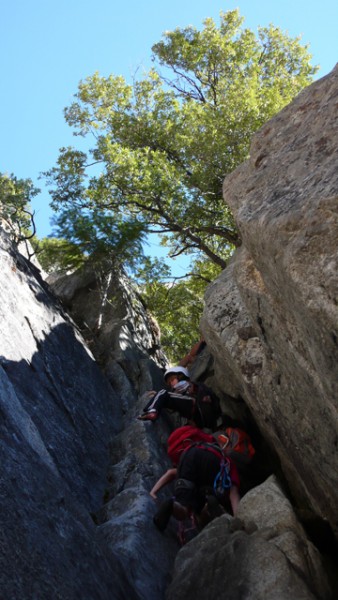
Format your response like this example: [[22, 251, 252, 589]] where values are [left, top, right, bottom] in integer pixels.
[[201, 66, 338, 540], [48, 261, 167, 411], [47, 264, 185, 599], [0, 227, 177, 599]]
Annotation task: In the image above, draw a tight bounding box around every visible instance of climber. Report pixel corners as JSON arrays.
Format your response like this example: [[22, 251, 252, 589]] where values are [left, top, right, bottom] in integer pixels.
[[137, 365, 221, 430], [150, 425, 214, 500], [151, 426, 241, 532]]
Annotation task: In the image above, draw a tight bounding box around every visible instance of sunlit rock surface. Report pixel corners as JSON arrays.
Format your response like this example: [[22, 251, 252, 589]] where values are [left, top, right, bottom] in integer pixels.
[[202, 66, 338, 540]]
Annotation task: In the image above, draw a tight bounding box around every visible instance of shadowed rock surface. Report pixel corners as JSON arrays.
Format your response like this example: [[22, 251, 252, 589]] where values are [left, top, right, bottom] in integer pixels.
[[0, 226, 177, 599]]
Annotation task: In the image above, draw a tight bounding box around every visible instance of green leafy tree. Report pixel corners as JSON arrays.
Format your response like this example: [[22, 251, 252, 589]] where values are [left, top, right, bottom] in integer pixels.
[[0, 172, 39, 241], [136, 256, 227, 361], [45, 9, 317, 272], [31, 208, 148, 275], [31, 237, 85, 273], [140, 276, 204, 363], [42, 9, 318, 357]]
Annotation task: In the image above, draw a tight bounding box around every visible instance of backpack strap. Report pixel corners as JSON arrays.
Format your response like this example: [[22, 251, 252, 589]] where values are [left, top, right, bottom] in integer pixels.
[[181, 441, 224, 461]]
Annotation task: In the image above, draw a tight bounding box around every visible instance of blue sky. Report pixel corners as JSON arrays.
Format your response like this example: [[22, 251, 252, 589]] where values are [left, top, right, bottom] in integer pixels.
[[1, 0, 337, 272]]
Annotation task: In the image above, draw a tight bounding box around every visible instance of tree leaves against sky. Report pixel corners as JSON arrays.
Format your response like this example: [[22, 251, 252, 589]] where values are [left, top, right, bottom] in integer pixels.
[[41, 9, 317, 359]]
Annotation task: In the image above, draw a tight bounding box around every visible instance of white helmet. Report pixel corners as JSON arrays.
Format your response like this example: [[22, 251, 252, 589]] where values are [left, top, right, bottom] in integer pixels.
[[164, 366, 190, 381]]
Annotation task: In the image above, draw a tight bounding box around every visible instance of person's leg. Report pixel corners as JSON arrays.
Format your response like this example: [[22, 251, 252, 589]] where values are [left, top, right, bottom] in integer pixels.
[[166, 391, 196, 420], [138, 389, 171, 420], [176, 448, 224, 515], [138, 389, 195, 421], [174, 449, 203, 513], [153, 449, 222, 532], [172, 501, 189, 520], [153, 498, 189, 532], [153, 498, 174, 531]]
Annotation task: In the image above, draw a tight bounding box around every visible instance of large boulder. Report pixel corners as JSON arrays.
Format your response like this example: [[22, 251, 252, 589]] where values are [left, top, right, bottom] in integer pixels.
[[166, 477, 332, 600], [202, 66, 338, 538]]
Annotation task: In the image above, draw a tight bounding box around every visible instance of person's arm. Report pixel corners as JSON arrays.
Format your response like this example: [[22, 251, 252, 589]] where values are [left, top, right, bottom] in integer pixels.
[[178, 337, 205, 367], [229, 485, 241, 516], [150, 468, 177, 500]]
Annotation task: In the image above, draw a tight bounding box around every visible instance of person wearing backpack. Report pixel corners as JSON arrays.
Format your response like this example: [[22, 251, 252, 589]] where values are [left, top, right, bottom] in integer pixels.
[[149, 426, 214, 500], [137, 366, 221, 430], [151, 425, 241, 532]]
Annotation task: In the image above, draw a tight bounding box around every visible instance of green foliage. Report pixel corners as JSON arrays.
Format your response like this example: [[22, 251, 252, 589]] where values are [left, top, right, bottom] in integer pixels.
[[31, 237, 85, 273], [31, 206, 148, 275], [135, 256, 172, 283], [41, 10, 318, 356], [136, 255, 227, 361], [140, 276, 204, 363], [44, 9, 317, 271], [51, 205, 147, 269], [0, 172, 39, 240]]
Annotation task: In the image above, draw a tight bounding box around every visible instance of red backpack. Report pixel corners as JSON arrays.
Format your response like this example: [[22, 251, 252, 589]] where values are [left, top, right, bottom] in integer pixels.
[[213, 427, 255, 466], [167, 425, 214, 465]]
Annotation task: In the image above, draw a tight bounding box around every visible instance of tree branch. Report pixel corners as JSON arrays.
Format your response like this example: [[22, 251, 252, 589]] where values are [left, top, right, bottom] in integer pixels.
[[161, 64, 207, 103]]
